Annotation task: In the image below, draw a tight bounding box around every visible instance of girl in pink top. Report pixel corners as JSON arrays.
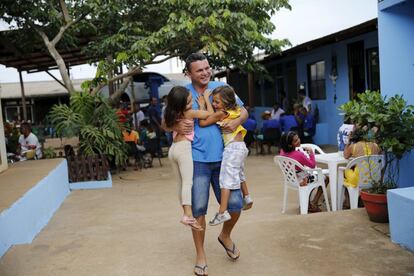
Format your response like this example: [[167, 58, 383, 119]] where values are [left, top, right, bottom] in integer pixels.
[[164, 86, 214, 231], [279, 131, 326, 213]]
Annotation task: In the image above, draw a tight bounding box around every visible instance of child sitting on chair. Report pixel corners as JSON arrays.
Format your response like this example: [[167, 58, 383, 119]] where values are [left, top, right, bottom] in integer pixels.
[[279, 131, 326, 213]]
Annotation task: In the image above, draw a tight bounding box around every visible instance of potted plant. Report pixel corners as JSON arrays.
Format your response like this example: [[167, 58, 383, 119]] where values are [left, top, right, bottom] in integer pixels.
[[340, 91, 414, 222], [49, 92, 128, 182]]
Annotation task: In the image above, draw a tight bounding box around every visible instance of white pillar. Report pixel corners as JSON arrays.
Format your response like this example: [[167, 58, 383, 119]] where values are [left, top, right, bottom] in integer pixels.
[[0, 97, 8, 172]]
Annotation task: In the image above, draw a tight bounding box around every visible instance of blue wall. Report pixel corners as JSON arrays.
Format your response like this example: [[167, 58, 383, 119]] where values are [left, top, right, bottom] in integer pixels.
[[251, 31, 379, 144], [295, 32, 378, 145], [0, 160, 70, 257], [378, 0, 414, 188]]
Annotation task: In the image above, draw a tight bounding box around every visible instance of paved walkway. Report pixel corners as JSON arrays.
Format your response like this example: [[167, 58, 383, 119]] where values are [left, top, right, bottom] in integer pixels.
[[0, 155, 413, 275]]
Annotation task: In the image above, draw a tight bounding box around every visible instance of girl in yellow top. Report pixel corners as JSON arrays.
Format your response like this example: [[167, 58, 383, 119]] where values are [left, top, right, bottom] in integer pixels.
[[342, 128, 381, 207], [199, 86, 253, 226]]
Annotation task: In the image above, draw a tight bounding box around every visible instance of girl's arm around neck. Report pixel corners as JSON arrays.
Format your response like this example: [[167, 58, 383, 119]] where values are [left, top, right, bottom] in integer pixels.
[[198, 110, 227, 127], [186, 109, 213, 120], [188, 90, 214, 120]]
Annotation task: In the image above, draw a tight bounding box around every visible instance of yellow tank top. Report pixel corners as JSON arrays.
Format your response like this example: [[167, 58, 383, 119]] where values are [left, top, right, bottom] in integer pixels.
[[221, 108, 247, 146], [344, 141, 380, 188]]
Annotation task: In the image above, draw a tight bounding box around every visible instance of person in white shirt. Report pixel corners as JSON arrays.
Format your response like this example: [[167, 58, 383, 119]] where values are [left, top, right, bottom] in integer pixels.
[[270, 102, 285, 120], [132, 103, 145, 130], [298, 89, 312, 112], [18, 122, 42, 159]]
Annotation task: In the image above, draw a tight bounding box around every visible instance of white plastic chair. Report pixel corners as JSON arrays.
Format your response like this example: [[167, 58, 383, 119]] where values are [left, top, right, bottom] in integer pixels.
[[337, 155, 384, 210], [297, 144, 326, 155], [274, 156, 331, 215]]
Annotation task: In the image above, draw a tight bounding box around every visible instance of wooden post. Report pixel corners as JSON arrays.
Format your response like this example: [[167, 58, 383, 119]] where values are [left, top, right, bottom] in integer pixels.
[[18, 69, 28, 122], [248, 72, 255, 107]]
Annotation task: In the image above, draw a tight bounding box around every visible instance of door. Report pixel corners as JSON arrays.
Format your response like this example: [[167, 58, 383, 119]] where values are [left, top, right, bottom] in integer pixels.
[[347, 41, 366, 100]]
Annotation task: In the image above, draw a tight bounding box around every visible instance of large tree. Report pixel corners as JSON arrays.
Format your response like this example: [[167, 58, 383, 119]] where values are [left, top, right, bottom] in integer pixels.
[[1, 0, 291, 99]]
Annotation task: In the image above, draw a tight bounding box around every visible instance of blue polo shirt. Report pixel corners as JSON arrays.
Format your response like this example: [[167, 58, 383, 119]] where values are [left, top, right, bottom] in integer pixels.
[[186, 81, 244, 162]]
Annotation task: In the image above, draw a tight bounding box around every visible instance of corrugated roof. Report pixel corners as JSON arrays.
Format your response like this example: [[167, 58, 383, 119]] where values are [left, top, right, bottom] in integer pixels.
[[0, 79, 85, 99], [0, 73, 187, 99]]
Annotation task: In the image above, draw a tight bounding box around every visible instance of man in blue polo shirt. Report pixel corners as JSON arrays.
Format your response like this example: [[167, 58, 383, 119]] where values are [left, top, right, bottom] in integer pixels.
[[176, 53, 248, 276]]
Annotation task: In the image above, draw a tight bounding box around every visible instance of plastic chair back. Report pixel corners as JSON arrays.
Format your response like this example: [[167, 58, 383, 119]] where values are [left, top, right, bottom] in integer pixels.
[[274, 155, 330, 214], [345, 155, 384, 189], [275, 156, 305, 189]]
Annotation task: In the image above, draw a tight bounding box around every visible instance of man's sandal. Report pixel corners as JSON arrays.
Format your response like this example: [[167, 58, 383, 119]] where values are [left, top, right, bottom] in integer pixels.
[[218, 237, 240, 260], [194, 264, 208, 276]]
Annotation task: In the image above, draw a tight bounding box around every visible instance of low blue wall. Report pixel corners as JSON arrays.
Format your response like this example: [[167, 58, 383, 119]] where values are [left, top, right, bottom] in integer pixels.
[[69, 172, 112, 190], [388, 187, 414, 252], [0, 160, 70, 257]]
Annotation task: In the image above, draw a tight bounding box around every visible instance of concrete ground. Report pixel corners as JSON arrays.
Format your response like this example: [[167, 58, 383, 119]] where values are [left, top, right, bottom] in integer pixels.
[[0, 154, 413, 275]]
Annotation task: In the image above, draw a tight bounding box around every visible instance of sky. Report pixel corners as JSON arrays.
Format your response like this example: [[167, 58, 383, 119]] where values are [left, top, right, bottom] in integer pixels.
[[0, 0, 378, 84]]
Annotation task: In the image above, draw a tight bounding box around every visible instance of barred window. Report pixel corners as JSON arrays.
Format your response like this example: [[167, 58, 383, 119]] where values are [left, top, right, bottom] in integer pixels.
[[307, 61, 326, 100]]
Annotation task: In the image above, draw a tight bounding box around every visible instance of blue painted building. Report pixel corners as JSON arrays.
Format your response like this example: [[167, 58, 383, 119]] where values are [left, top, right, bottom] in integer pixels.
[[378, 0, 414, 188], [219, 9, 414, 188], [379, 0, 414, 251], [220, 19, 380, 145]]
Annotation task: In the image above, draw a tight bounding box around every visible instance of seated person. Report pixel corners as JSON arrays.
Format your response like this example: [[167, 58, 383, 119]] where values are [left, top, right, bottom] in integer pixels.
[[17, 122, 42, 160], [242, 117, 257, 151], [279, 131, 327, 213], [261, 115, 281, 154], [139, 120, 156, 168], [116, 100, 131, 124], [122, 122, 142, 170], [344, 128, 380, 159], [280, 112, 299, 134], [270, 103, 285, 120], [342, 127, 381, 208], [299, 106, 315, 143]]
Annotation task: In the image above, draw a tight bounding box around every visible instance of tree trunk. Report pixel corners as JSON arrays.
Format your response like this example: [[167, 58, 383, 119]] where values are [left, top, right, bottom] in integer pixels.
[[46, 44, 76, 94], [108, 76, 132, 105]]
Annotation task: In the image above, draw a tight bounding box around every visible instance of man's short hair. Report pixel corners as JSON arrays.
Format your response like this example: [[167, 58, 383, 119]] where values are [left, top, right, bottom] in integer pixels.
[[20, 122, 31, 132], [185, 53, 207, 73]]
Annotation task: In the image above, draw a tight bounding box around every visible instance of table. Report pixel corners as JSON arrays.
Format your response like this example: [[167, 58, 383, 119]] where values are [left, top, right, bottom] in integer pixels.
[[315, 152, 349, 211]]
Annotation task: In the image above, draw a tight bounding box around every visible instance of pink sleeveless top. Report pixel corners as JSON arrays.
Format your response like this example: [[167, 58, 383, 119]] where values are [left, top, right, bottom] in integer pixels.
[[172, 118, 194, 141]]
